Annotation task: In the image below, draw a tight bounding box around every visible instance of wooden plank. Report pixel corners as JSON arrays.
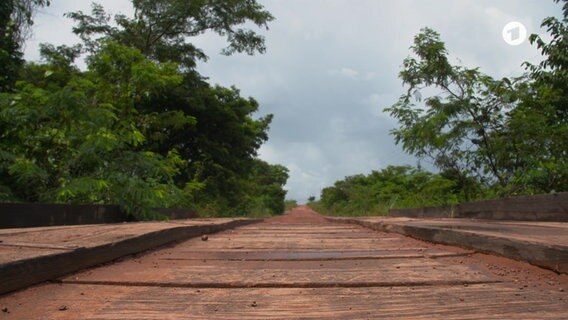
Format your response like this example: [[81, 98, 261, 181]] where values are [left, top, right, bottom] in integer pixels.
[[0, 246, 64, 264], [1, 283, 566, 319], [149, 249, 471, 260], [60, 257, 497, 286], [332, 217, 568, 273], [0, 220, 238, 248], [0, 219, 260, 295]]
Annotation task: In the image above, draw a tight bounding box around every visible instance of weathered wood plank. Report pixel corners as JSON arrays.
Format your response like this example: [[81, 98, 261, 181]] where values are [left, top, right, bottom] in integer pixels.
[[331, 216, 568, 273], [1, 284, 566, 319], [61, 257, 497, 286], [0, 219, 259, 295]]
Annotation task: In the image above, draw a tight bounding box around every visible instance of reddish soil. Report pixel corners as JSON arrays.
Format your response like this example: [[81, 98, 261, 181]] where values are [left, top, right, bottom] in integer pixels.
[[264, 205, 329, 224]]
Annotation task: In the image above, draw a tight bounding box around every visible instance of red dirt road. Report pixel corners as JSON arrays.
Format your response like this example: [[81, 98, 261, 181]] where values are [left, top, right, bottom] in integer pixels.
[[0, 206, 566, 319]]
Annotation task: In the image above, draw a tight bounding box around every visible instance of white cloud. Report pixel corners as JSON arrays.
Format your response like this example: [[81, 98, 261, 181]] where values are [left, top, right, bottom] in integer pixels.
[[365, 72, 377, 80], [340, 67, 359, 78]]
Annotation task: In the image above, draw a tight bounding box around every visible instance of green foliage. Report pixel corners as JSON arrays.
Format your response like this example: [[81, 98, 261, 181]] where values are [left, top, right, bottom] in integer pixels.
[[0, 0, 22, 91], [0, 0, 288, 219], [385, 27, 518, 190], [385, 1, 568, 196], [314, 166, 474, 216], [284, 199, 298, 212], [0, 42, 199, 219], [315, 1, 566, 217], [247, 160, 289, 215], [139, 79, 274, 214], [194, 159, 289, 217], [514, 0, 568, 192], [66, 0, 274, 69], [0, 0, 49, 91]]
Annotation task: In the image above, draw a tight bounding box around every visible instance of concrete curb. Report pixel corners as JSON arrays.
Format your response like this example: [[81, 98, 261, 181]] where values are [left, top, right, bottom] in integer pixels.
[[328, 217, 568, 274], [0, 219, 260, 295]]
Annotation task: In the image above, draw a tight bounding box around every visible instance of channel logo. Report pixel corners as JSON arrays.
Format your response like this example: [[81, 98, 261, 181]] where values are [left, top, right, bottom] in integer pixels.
[[502, 21, 527, 46]]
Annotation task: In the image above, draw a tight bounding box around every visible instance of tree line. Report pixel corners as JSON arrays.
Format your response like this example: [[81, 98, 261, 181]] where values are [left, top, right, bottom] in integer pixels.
[[314, 0, 567, 216], [0, 0, 289, 219]]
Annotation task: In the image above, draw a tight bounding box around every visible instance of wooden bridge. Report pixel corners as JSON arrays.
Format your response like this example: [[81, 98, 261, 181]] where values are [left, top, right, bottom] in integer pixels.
[[0, 206, 567, 319]]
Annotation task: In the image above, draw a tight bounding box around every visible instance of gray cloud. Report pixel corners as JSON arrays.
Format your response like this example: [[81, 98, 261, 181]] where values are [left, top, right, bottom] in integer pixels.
[[26, 0, 562, 202]]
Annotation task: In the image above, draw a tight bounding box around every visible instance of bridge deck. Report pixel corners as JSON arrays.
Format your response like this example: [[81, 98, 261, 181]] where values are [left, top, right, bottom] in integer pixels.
[[0, 206, 566, 319]]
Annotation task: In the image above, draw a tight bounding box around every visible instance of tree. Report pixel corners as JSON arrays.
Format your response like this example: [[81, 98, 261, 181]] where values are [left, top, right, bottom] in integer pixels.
[[0, 41, 198, 218], [142, 82, 273, 210], [385, 0, 568, 195], [63, 1, 279, 214], [511, 0, 568, 192], [246, 159, 289, 215], [1, 0, 288, 218], [66, 0, 274, 69], [385, 28, 519, 191], [0, 0, 49, 90], [316, 166, 464, 216]]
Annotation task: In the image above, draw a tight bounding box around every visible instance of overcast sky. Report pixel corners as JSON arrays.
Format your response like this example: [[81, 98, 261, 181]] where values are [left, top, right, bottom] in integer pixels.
[[25, 1, 561, 202]]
